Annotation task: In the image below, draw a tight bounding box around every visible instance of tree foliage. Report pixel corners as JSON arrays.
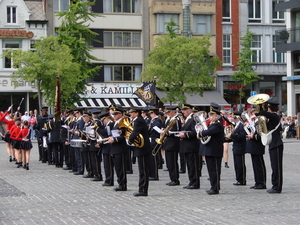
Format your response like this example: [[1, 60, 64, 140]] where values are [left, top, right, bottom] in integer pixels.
[[142, 34, 221, 104], [2, 36, 81, 109], [232, 29, 260, 101], [56, 0, 104, 106]]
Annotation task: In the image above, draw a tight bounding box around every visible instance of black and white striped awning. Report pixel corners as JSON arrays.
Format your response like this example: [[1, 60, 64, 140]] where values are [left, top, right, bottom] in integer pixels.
[[75, 98, 147, 108]]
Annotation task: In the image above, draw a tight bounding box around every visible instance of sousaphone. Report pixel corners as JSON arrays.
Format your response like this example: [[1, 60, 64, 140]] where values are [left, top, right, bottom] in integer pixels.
[[247, 93, 270, 112]]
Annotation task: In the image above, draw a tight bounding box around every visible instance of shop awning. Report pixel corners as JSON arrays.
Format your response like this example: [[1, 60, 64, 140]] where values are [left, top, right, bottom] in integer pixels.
[[75, 98, 147, 108], [156, 89, 229, 106]]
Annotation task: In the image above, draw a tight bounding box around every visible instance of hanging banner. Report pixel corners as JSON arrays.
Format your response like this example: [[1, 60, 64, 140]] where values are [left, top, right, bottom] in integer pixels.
[[133, 82, 156, 106]]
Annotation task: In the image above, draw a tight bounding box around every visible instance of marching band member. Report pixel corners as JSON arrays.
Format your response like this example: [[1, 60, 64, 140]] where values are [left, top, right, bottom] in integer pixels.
[[163, 106, 181, 186], [148, 108, 163, 181], [17, 120, 32, 170], [246, 107, 267, 190], [230, 112, 247, 186], [107, 107, 128, 191], [255, 101, 283, 194], [198, 106, 224, 195], [0, 105, 14, 162], [128, 106, 151, 196], [177, 103, 200, 190]]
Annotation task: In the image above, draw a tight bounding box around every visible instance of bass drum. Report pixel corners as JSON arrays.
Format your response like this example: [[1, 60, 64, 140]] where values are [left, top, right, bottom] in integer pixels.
[[70, 139, 85, 147]]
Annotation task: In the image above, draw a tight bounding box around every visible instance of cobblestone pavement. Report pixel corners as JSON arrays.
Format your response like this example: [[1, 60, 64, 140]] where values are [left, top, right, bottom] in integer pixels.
[[0, 139, 299, 225]]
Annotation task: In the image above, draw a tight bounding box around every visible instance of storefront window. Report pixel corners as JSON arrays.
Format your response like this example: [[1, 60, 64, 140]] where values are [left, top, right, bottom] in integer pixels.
[[223, 82, 251, 106], [259, 82, 275, 97]]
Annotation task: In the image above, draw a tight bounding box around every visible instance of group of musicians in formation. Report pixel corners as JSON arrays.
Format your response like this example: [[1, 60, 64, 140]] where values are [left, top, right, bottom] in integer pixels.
[[1, 95, 284, 196]]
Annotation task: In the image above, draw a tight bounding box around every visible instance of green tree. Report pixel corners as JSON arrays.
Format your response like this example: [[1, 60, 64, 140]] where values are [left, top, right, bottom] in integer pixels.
[[56, 0, 104, 106], [142, 34, 221, 104], [232, 29, 260, 107], [2, 36, 81, 110]]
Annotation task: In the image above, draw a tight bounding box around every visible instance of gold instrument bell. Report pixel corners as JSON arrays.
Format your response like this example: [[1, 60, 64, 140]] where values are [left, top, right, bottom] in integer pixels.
[[247, 93, 270, 112]]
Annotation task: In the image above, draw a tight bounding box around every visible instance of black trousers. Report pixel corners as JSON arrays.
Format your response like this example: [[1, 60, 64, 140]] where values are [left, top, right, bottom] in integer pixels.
[[125, 147, 133, 173], [179, 153, 186, 172], [185, 152, 200, 187], [206, 156, 222, 191], [233, 153, 246, 184], [69, 146, 77, 172], [52, 142, 62, 166], [149, 140, 159, 179], [103, 153, 114, 185], [90, 150, 102, 177], [269, 145, 283, 192], [37, 137, 43, 160], [165, 150, 179, 182], [137, 153, 150, 194], [251, 154, 266, 187], [113, 153, 127, 188], [63, 143, 71, 168], [82, 149, 93, 175], [47, 143, 53, 163]]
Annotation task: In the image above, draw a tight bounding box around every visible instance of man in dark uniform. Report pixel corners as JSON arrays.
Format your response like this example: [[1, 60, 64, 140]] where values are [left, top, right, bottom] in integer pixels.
[[107, 107, 128, 191], [34, 106, 48, 162], [47, 114, 62, 167], [148, 108, 163, 181], [230, 111, 247, 186], [128, 106, 151, 197], [246, 107, 267, 189], [98, 112, 114, 186], [65, 110, 77, 172], [177, 103, 200, 189], [89, 109, 103, 181], [61, 109, 73, 170], [163, 106, 182, 186], [73, 108, 85, 175], [256, 101, 283, 194], [199, 107, 224, 195]]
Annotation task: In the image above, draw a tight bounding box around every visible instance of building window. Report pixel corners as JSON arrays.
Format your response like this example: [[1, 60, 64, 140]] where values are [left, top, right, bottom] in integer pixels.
[[54, 0, 69, 12], [7, 6, 17, 24], [260, 82, 275, 97], [223, 35, 231, 64], [251, 35, 262, 63], [272, 35, 285, 63], [222, 0, 231, 22], [104, 31, 141, 48], [103, 0, 140, 13], [104, 65, 141, 82], [248, 0, 261, 23], [272, 0, 285, 23], [2, 40, 22, 69], [157, 14, 179, 34], [193, 15, 212, 34]]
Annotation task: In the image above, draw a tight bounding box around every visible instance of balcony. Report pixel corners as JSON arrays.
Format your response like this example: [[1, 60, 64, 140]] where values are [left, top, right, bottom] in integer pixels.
[[275, 0, 300, 12], [275, 27, 300, 52]]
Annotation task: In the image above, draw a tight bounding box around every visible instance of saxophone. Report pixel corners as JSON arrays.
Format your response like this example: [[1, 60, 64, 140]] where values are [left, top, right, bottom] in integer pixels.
[[118, 117, 144, 148]]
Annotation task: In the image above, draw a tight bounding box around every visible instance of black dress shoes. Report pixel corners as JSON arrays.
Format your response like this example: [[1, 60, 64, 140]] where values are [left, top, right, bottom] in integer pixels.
[[267, 189, 281, 194], [186, 185, 199, 189], [126, 171, 133, 174], [254, 185, 266, 189], [133, 192, 148, 197], [233, 182, 246, 186], [250, 185, 256, 189], [102, 183, 113, 187], [114, 186, 127, 191], [166, 181, 180, 186], [206, 190, 219, 195], [179, 170, 185, 174], [73, 172, 84, 175], [63, 167, 72, 170], [149, 177, 159, 181], [91, 177, 102, 181]]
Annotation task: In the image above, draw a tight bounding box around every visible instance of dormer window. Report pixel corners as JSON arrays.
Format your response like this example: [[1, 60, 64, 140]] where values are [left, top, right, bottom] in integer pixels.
[[7, 6, 17, 24]]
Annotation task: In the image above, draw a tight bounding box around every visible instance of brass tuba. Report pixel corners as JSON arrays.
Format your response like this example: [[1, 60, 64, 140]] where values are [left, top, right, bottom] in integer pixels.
[[247, 93, 271, 145], [194, 111, 211, 145], [118, 117, 144, 148]]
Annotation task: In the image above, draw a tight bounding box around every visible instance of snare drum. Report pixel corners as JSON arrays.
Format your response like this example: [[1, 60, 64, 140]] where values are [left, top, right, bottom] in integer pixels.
[[70, 139, 85, 147]]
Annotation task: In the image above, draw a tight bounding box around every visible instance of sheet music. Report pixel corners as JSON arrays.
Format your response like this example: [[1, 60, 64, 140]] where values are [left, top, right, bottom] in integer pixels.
[[169, 131, 191, 134], [111, 129, 120, 137], [85, 126, 94, 135], [153, 126, 162, 133]]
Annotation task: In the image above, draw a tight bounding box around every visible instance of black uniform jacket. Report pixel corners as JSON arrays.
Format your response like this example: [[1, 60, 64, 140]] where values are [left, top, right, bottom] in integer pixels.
[[245, 121, 265, 155], [110, 119, 128, 155], [163, 116, 181, 152], [60, 117, 69, 143], [33, 115, 48, 138], [230, 122, 247, 154], [96, 120, 114, 155], [129, 116, 151, 157], [180, 114, 199, 154], [72, 117, 85, 139], [255, 111, 283, 149], [201, 120, 224, 157], [148, 117, 163, 139], [47, 119, 61, 143]]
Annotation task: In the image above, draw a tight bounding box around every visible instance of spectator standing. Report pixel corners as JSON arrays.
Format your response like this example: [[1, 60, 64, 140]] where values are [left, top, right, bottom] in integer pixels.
[[28, 115, 36, 139], [21, 111, 30, 122]]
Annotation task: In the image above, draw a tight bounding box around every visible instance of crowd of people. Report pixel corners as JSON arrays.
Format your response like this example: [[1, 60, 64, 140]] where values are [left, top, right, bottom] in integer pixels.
[[0, 99, 286, 195]]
